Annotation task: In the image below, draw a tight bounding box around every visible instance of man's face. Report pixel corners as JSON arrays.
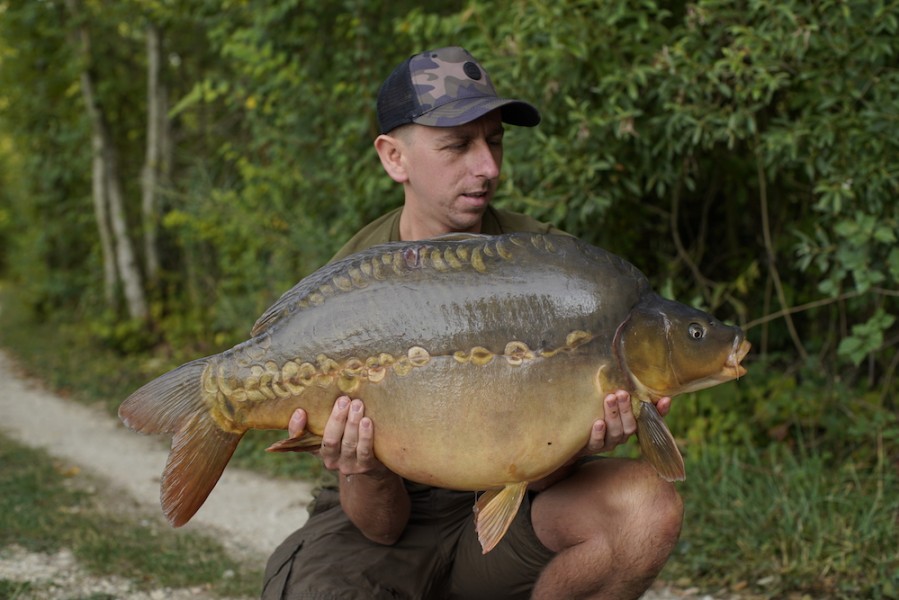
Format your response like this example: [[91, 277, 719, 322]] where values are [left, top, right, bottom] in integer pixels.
[[400, 111, 504, 233]]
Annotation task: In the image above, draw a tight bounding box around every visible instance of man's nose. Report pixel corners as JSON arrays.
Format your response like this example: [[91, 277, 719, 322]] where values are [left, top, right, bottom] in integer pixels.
[[469, 139, 501, 179]]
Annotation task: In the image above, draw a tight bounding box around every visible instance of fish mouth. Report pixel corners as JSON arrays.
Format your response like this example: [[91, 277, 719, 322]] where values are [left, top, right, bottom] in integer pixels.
[[725, 337, 751, 379]]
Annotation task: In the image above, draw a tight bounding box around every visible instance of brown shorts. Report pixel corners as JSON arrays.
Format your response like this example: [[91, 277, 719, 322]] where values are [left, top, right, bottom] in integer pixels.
[[262, 483, 555, 599]]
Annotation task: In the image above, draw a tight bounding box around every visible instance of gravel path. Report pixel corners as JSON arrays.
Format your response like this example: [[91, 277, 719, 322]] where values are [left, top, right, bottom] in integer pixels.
[[0, 349, 314, 557], [0, 348, 696, 600], [0, 348, 313, 598]]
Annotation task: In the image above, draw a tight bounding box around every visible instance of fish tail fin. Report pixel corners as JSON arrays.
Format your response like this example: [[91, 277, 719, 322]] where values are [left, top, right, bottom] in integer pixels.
[[474, 481, 528, 554], [636, 400, 685, 482], [118, 357, 243, 527]]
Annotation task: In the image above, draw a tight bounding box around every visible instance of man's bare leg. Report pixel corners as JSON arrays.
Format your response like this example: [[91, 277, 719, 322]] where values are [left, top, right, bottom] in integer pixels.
[[531, 458, 684, 600]]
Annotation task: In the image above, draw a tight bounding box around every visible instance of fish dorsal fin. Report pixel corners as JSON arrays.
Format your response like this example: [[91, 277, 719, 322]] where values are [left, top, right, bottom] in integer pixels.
[[636, 401, 686, 482], [474, 481, 528, 554], [265, 431, 324, 453]]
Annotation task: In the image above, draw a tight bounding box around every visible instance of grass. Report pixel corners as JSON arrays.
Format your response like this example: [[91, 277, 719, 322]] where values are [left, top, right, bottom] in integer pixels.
[[661, 439, 899, 599], [1, 283, 897, 598], [0, 580, 33, 600], [0, 433, 261, 597]]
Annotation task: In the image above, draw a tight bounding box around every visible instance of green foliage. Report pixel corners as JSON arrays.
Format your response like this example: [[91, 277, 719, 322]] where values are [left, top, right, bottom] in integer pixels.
[[670, 362, 899, 460], [839, 308, 897, 366], [0, 1, 92, 312]]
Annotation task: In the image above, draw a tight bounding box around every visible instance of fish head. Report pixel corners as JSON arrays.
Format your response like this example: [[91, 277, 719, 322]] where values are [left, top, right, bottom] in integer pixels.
[[615, 294, 751, 398]]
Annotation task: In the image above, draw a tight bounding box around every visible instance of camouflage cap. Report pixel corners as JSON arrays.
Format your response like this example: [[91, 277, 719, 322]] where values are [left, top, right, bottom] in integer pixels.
[[377, 46, 541, 134]]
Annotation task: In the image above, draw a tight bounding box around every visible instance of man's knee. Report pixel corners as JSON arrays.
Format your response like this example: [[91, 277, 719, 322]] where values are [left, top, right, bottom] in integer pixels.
[[637, 459, 684, 536], [625, 460, 684, 572], [532, 458, 683, 554]]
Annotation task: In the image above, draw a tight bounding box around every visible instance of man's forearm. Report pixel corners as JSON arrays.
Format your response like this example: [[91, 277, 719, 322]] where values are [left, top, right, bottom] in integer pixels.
[[339, 469, 411, 545]]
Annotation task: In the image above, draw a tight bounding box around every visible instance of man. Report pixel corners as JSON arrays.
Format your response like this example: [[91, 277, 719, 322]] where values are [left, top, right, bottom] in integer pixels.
[[263, 46, 682, 600]]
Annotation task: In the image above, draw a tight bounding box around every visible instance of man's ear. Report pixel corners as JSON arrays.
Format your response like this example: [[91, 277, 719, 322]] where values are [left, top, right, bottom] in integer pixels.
[[374, 134, 409, 183]]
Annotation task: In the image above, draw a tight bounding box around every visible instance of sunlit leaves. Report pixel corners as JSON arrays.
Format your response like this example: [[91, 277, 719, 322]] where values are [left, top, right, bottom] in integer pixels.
[[838, 309, 897, 366]]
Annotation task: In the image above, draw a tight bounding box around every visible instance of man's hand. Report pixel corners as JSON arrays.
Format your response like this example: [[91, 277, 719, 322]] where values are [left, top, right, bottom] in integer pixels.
[[288, 396, 388, 479], [581, 390, 672, 455], [289, 396, 409, 544]]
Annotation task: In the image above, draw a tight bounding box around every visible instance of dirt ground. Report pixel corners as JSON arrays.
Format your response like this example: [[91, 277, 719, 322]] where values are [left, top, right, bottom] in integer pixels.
[[0, 348, 705, 599]]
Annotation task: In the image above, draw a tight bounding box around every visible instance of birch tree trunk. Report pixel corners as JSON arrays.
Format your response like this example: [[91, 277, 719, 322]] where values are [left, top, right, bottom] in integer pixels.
[[88, 99, 118, 310], [105, 131, 148, 321], [67, 0, 148, 322], [141, 22, 164, 286]]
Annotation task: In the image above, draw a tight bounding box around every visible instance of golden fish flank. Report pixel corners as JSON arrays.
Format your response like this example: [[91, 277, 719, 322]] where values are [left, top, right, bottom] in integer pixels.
[[430, 248, 448, 271], [207, 330, 596, 408], [503, 341, 534, 366], [454, 346, 495, 366], [333, 273, 354, 292], [443, 247, 463, 269], [348, 267, 367, 288]]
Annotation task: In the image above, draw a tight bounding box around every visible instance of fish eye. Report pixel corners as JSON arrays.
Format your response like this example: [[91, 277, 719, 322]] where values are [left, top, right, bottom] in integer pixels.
[[688, 323, 706, 339]]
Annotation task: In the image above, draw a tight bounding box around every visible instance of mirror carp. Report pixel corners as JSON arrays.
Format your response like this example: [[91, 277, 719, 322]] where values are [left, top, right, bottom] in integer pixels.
[[119, 232, 750, 553]]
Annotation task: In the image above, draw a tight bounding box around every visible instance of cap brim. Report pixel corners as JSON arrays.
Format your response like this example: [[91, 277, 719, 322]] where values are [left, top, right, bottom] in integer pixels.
[[413, 97, 541, 128]]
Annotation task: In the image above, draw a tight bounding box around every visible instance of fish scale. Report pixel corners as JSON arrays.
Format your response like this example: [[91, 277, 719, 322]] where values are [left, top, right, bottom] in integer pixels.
[[119, 232, 750, 553]]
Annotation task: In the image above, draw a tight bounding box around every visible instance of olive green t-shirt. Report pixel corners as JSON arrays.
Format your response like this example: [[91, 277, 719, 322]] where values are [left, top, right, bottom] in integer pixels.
[[310, 205, 567, 506]]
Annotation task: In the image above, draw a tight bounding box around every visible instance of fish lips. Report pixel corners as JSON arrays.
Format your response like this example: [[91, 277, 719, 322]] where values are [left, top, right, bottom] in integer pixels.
[[723, 336, 751, 380]]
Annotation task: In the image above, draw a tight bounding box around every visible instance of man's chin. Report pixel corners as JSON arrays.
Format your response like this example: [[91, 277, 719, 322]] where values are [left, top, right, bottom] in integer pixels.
[[456, 194, 491, 214], [451, 203, 490, 231]]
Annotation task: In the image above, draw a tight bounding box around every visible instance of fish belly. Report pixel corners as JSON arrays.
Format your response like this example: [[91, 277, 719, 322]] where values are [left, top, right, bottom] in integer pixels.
[[356, 352, 607, 490]]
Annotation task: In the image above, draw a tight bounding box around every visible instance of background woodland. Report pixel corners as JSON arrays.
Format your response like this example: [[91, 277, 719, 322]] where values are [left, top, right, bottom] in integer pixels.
[[0, 1, 896, 596]]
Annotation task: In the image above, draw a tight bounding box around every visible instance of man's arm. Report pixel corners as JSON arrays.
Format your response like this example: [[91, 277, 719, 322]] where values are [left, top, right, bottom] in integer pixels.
[[288, 399, 410, 545]]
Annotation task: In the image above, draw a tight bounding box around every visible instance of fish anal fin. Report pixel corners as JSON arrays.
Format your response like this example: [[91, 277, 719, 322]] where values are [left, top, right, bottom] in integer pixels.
[[636, 400, 686, 482], [163, 413, 243, 527], [473, 481, 528, 554], [266, 431, 324, 453]]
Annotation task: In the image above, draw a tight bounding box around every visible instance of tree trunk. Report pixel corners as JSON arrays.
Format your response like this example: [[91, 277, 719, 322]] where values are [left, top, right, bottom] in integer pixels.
[[105, 133, 148, 322], [67, 0, 148, 322], [89, 119, 118, 310], [141, 22, 164, 287]]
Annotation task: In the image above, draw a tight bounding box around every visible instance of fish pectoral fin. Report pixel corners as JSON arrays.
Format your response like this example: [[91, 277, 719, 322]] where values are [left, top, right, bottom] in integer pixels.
[[636, 400, 686, 482], [473, 481, 528, 554], [266, 431, 324, 453]]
